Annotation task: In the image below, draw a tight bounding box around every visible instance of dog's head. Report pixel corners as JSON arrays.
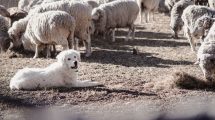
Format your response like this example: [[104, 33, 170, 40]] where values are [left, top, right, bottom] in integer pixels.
[[56, 50, 81, 69]]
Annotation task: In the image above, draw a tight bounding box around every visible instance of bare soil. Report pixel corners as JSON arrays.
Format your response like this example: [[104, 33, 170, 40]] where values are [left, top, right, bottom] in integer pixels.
[[1, 13, 215, 119]]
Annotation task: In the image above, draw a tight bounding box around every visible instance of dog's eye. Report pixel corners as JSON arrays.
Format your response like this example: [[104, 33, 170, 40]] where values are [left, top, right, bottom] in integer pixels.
[[68, 58, 71, 61], [74, 56, 76, 58]]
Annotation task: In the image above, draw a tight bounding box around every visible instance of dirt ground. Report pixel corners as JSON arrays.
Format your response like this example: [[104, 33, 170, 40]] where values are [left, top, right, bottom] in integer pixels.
[[1, 13, 215, 120]]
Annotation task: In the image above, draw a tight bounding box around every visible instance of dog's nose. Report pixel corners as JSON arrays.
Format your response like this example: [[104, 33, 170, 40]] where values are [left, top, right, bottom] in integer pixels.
[[74, 61, 78, 66]]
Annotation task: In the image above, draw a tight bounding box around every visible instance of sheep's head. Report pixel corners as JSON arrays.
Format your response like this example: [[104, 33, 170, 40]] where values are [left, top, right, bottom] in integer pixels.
[[8, 24, 24, 49], [191, 16, 215, 38], [198, 42, 215, 82], [0, 5, 10, 17], [7, 7, 28, 24], [91, 8, 106, 34], [0, 32, 11, 53]]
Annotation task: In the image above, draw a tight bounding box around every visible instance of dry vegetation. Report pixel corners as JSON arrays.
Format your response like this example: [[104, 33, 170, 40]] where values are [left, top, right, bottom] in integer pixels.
[[1, 13, 215, 117]]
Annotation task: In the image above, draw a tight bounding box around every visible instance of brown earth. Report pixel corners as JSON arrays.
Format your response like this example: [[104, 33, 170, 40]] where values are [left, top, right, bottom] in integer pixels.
[[1, 13, 215, 120]]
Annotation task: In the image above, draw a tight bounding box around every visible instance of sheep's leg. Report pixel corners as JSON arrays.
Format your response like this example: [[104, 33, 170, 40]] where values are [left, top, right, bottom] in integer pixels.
[[188, 34, 196, 52], [62, 41, 69, 50], [51, 45, 56, 57], [185, 27, 196, 52], [152, 12, 155, 22], [45, 45, 51, 58], [33, 44, 40, 59], [131, 25, 135, 40], [74, 38, 79, 50], [112, 29, 116, 42], [83, 38, 92, 57], [145, 11, 149, 23]]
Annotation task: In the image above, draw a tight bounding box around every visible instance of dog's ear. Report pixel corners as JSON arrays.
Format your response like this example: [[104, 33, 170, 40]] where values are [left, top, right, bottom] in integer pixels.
[[56, 52, 66, 64]]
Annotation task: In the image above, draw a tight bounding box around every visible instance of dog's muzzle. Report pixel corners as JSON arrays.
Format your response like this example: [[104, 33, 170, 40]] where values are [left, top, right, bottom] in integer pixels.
[[71, 61, 78, 69]]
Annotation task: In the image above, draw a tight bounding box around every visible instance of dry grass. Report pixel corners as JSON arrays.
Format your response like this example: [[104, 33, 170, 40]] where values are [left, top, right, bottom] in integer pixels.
[[1, 13, 215, 114]]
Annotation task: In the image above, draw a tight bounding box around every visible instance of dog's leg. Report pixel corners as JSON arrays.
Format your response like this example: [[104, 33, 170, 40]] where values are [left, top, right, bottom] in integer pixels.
[[68, 80, 102, 87]]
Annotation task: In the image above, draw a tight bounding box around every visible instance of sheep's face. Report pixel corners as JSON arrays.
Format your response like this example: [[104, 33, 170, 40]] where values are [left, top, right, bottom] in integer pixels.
[[92, 8, 106, 33], [57, 50, 81, 69], [8, 27, 23, 49], [0, 5, 10, 17], [192, 16, 213, 38], [0, 34, 11, 52], [199, 57, 215, 82]]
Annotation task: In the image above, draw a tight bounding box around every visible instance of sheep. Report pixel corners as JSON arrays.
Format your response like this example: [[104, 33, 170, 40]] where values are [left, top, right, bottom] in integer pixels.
[[30, 1, 93, 57], [18, 0, 32, 11], [182, 5, 215, 52], [137, 0, 174, 23], [92, 0, 139, 42], [7, 7, 28, 25], [8, 17, 29, 49], [164, 0, 180, 12], [136, 0, 160, 23], [9, 1, 93, 57], [170, 0, 194, 39], [197, 22, 215, 81], [208, 0, 215, 9], [21, 11, 76, 58], [191, 15, 215, 42]]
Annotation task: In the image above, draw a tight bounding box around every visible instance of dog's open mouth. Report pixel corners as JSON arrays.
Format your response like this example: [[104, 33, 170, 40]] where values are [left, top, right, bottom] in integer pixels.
[[71, 66, 78, 69]]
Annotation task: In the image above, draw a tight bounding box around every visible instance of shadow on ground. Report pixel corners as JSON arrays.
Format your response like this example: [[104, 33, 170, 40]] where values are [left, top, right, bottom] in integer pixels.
[[82, 50, 193, 67]]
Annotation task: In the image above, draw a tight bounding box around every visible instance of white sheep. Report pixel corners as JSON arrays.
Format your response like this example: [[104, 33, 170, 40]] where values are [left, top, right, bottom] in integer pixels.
[[197, 22, 215, 81], [8, 17, 29, 49], [136, 0, 173, 23], [191, 15, 215, 41], [9, 1, 93, 57], [208, 0, 215, 9], [18, 0, 34, 11], [92, 0, 139, 42], [170, 0, 194, 38], [136, 0, 160, 23], [164, 0, 180, 12], [182, 5, 215, 52], [22, 11, 76, 58], [7, 7, 28, 25]]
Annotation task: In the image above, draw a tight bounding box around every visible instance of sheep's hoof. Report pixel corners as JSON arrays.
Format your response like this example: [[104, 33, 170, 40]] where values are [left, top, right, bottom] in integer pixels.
[[194, 61, 200, 65], [171, 35, 179, 39], [33, 56, 38, 59]]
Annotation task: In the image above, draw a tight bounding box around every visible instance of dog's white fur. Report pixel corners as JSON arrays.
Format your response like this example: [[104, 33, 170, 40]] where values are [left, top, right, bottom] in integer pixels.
[[10, 50, 102, 90]]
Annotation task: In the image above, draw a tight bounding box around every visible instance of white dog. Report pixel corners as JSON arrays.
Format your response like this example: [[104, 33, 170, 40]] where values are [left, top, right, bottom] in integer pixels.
[[10, 50, 102, 90]]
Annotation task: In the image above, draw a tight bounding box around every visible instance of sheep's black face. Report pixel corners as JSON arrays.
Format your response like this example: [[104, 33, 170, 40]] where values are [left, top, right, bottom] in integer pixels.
[[0, 36, 11, 53]]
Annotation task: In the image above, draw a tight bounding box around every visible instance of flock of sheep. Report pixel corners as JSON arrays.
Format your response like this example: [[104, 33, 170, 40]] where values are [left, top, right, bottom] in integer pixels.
[[1, 0, 215, 84]]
